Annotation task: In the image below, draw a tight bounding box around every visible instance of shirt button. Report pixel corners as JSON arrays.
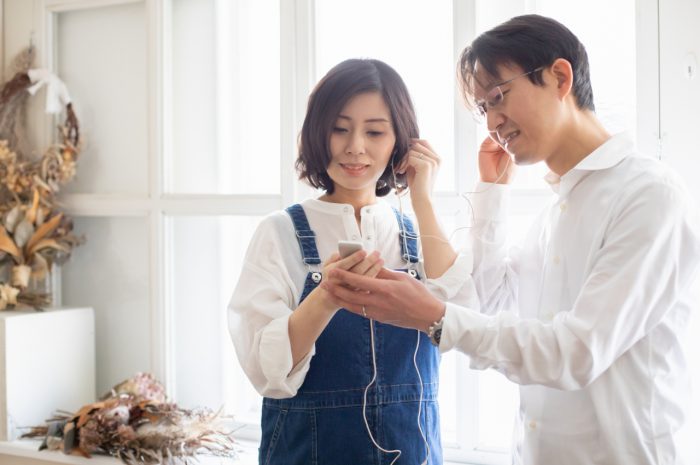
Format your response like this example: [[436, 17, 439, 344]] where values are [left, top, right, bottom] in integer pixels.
[[559, 203, 567, 211], [343, 207, 350, 213], [553, 256, 560, 265], [528, 421, 537, 430], [366, 208, 372, 214], [367, 235, 372, 240]]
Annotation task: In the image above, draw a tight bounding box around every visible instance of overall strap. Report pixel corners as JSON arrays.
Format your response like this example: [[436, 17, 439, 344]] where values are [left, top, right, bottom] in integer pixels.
[[392, 207, 419, 263], [285, 204, 321, 265]]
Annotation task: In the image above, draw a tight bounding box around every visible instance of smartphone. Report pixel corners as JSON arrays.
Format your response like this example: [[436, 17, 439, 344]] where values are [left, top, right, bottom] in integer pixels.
[[338, 240, 364, 258]]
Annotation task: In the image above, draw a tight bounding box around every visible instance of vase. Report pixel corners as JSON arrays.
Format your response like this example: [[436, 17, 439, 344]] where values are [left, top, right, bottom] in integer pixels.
[[28, 269, 53, 306], [8, 264, 54, 308], [10, 265, 31, 288]]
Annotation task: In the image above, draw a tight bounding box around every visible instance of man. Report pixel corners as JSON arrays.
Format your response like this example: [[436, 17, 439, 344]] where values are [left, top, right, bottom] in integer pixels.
[[321, 14, 700, 465]]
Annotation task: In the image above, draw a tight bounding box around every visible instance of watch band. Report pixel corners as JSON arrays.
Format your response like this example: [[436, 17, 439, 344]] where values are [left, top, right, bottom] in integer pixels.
[[427, 316, 444, 347]]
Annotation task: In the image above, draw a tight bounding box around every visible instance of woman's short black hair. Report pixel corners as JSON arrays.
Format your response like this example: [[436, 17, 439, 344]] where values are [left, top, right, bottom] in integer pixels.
[[458, 14, 595, 112], [296, 58, 418, 196]]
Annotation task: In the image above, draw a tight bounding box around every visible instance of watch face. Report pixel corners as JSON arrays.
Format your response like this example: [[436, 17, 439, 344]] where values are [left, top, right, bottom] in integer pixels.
[[434, 328, 442, 344]]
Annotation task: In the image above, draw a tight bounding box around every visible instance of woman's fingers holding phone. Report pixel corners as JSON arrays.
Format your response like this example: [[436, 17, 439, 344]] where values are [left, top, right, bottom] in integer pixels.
[[348, 251, 383, 277], [364, 256, 385, 278], [323, 250, 366, 274]]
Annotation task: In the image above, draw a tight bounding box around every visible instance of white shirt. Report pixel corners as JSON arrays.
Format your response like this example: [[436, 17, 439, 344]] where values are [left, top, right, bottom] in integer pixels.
[[441, 133, 700, 464], [228, 197, 477, 399]]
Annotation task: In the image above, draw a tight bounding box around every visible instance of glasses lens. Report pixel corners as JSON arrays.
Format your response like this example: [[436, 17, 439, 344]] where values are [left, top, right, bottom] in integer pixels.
[[486, 86, 503, 108], [472, 86, 504, 124]]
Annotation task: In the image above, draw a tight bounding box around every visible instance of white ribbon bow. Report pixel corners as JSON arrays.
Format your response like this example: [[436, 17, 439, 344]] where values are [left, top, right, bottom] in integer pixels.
[[26, 69, 72, 114]]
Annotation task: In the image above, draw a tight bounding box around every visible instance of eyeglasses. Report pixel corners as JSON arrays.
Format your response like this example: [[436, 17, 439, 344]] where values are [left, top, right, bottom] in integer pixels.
[[473, 66, 544, 123]]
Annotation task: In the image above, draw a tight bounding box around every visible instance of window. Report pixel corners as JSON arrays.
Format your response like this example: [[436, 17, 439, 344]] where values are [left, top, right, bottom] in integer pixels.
[[167, 0, 281, 194], [161, 0, 637, 463], [165, 0, 280, 415]]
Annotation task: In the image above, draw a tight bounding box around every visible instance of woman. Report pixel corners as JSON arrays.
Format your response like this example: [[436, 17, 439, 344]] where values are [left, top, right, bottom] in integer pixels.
[[228, 58, 476, 465]]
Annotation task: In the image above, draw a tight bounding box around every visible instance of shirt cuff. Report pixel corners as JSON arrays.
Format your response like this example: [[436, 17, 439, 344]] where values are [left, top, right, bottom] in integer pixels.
[[470, 182, 510, 222], [425, 250, 473, 300], [439, 302, 491, 355], [259, 314, 315, 395]]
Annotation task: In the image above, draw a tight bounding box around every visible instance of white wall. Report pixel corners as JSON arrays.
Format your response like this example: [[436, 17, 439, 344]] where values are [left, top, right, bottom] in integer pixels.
[[658, 1, 700, 463], [660, 0, 700, 197], [1, 0, 157, 396]]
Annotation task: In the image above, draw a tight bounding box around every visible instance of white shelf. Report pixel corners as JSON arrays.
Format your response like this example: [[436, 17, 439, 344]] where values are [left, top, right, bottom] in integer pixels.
[[0, 439, 258, 465], [0, 440, 115, 464]]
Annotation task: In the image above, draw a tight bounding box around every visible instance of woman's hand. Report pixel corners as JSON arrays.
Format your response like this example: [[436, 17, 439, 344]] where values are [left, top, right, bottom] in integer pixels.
[[290, 250, 382, 367], [313, 250, 384, 312], [398, 139, 441, 205], [323, 250, 384, 279], [478, 135, 515, 184]]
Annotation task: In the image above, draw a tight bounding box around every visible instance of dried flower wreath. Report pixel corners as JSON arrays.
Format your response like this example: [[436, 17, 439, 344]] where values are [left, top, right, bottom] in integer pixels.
[[0, 47, 84, 309]]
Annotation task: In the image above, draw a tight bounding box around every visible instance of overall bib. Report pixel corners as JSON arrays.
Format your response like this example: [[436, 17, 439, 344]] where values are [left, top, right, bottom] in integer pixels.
[[259, 204, 442, 465]]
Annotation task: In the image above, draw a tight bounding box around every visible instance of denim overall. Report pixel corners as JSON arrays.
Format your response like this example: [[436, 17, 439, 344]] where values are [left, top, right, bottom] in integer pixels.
[[259, 204, 442, 465]]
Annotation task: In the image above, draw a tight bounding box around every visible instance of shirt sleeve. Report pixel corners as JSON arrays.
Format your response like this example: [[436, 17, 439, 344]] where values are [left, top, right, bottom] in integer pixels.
[[469, 182, 520, 316], [440, 180, 700, 390], [424, 249, 480, 310], [227, 215, 315, 399]]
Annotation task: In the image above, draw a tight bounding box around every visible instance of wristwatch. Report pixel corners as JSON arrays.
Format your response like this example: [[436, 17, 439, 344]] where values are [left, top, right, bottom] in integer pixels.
[[427, 316, 444, 347]]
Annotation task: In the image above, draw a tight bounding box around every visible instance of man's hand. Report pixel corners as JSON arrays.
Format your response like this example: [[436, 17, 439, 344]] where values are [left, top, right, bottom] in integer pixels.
[[320, 267, 446, 332], [479, 136, 515, 184]]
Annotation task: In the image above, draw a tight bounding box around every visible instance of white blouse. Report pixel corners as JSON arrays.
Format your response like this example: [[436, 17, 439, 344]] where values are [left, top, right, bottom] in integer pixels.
[[228, 197, 477, 399]]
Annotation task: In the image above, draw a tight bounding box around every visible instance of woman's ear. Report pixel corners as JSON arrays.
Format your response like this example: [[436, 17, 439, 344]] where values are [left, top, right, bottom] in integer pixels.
[[550, 58, 574, 100]]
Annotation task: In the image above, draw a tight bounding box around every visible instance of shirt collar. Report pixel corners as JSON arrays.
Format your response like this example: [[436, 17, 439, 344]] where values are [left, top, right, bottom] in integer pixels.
[[544, 132, 635, 196], [303, 197, 390, 215]]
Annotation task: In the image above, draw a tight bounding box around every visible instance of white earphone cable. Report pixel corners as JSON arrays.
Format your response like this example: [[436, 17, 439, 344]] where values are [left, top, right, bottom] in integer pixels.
[[362, 319, 402, 465]]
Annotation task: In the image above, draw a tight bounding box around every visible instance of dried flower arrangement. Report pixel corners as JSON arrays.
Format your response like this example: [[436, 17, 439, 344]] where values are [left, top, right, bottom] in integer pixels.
[[0, 47, 84, 309], [21, 372, 237, 464]]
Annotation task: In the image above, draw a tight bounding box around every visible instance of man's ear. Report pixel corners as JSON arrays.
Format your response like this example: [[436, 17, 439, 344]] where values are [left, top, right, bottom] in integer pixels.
[[550, 58, 574, 100]]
